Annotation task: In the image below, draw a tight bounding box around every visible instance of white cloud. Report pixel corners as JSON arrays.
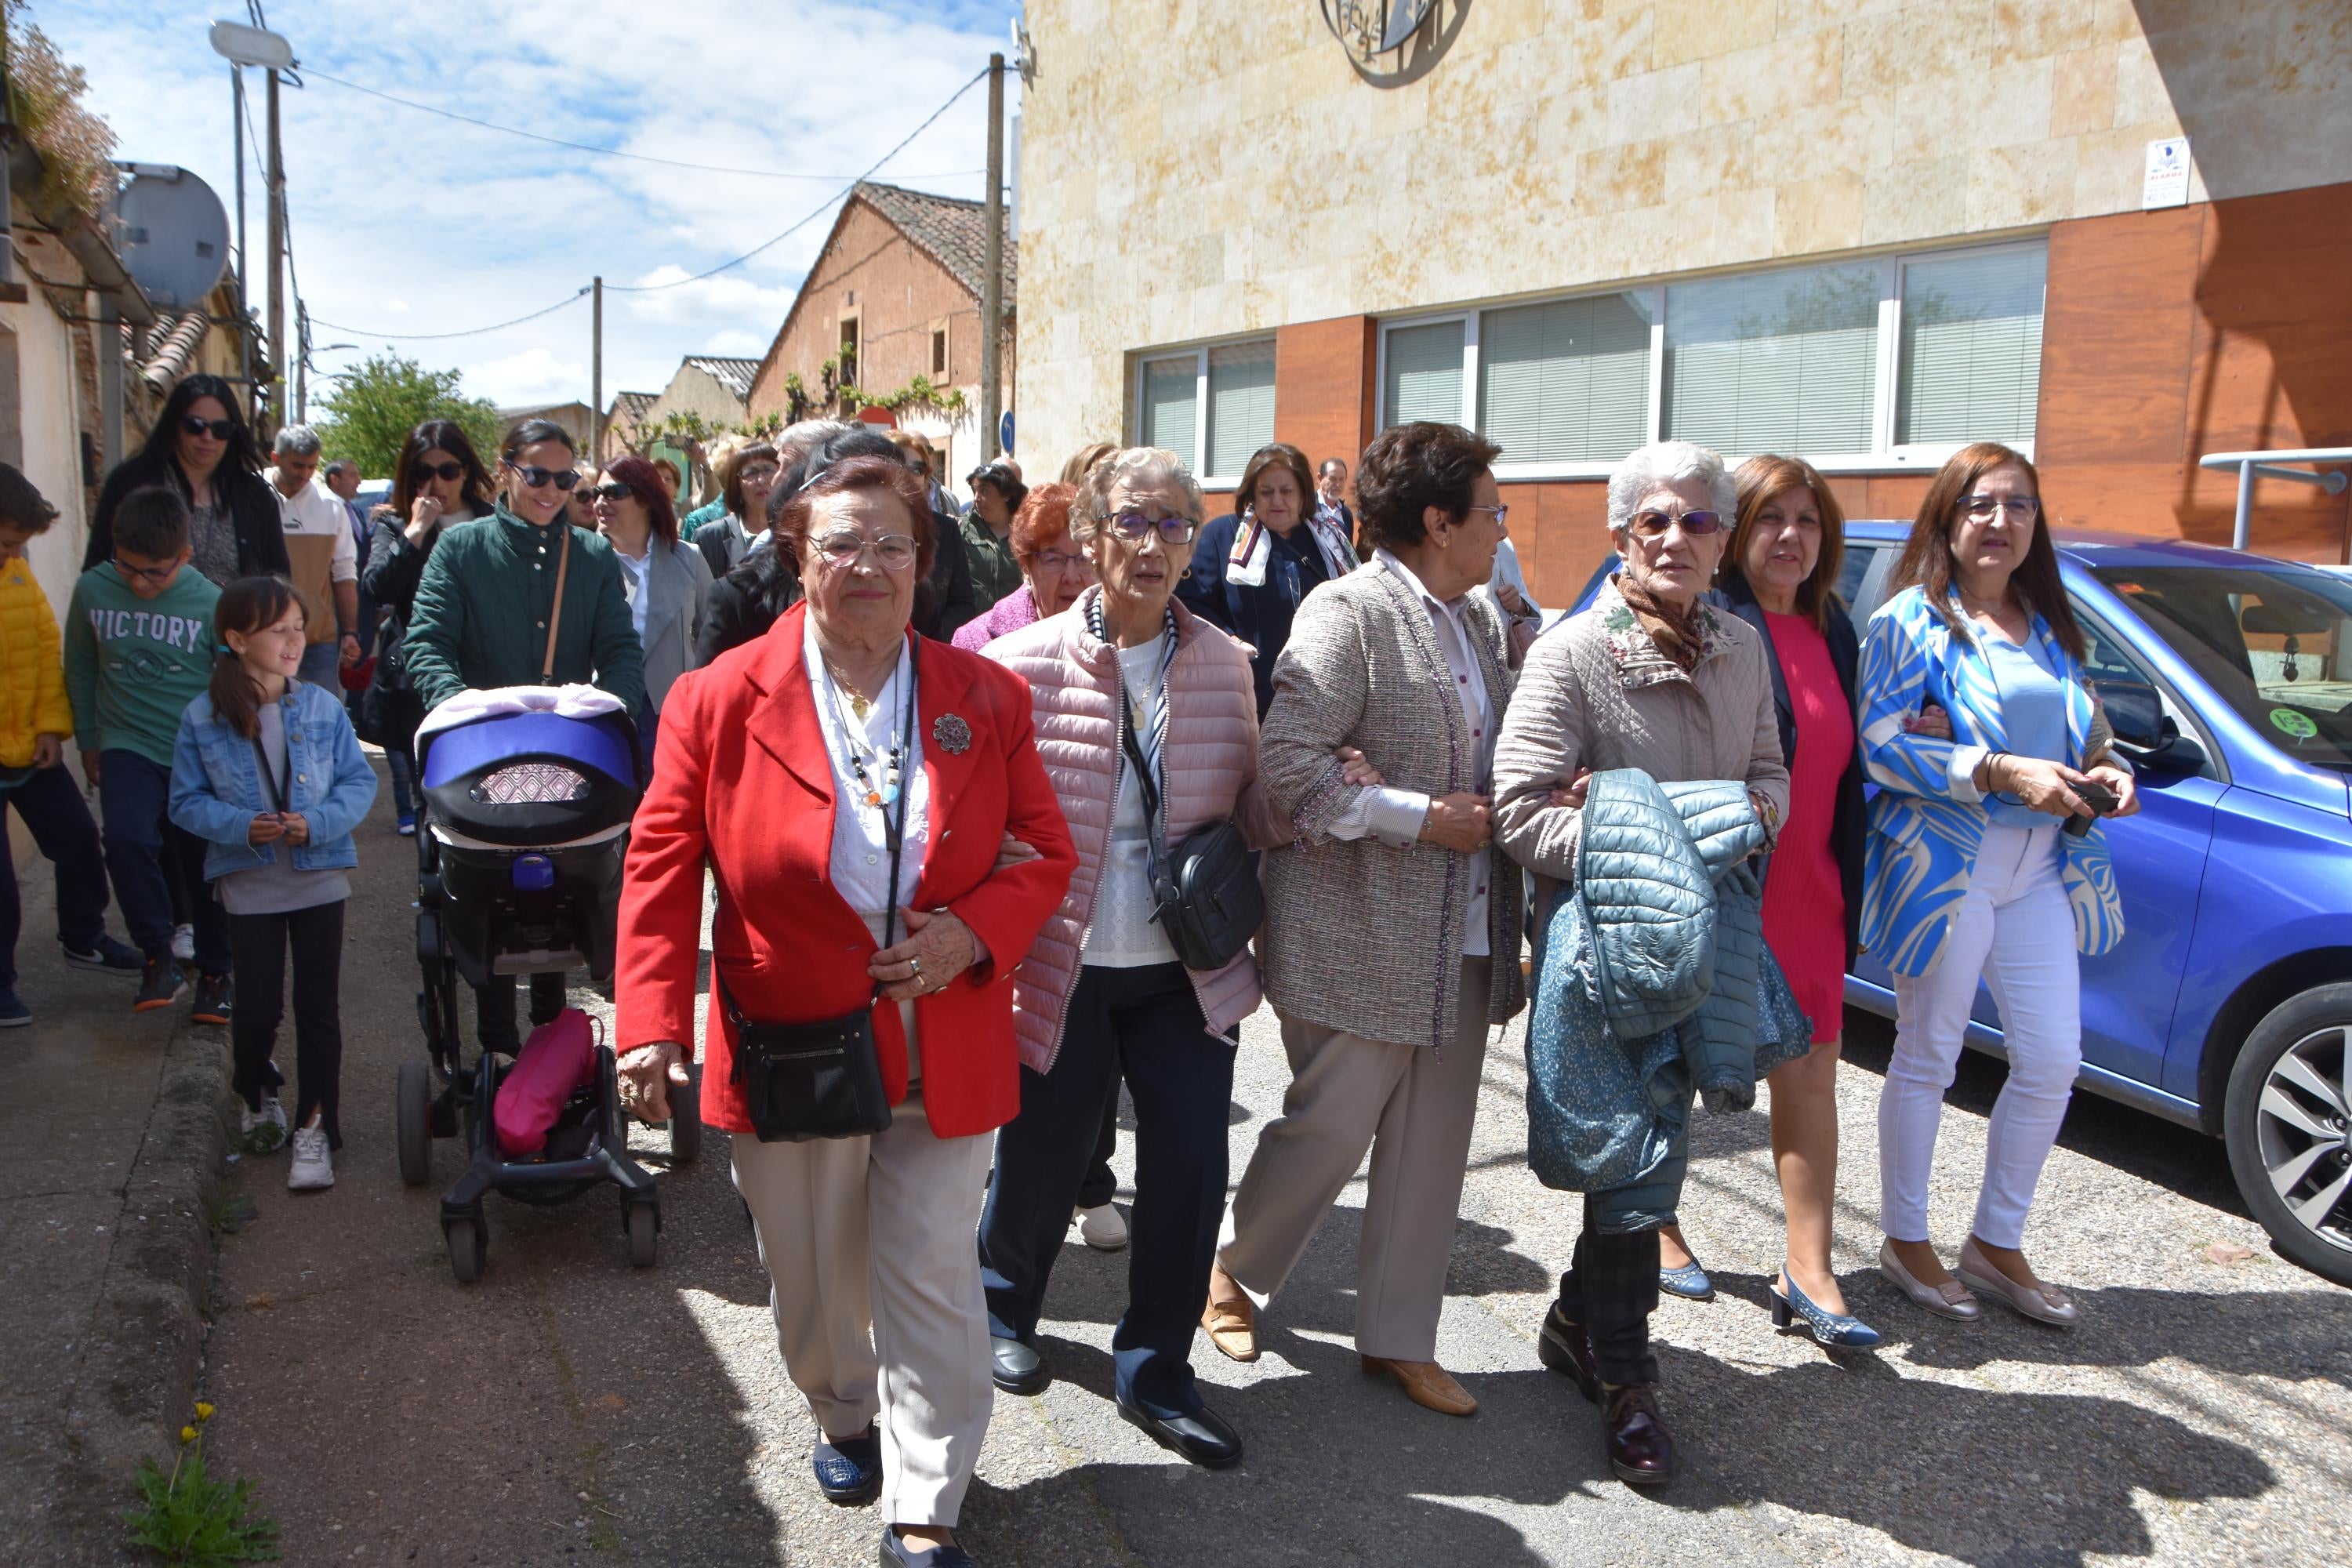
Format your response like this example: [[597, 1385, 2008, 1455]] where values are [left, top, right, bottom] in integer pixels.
[[474, 347, 591, 407]]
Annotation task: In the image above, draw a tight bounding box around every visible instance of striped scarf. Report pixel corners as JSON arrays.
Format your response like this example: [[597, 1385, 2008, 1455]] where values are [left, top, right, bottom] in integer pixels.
[[1087, 592, 1179, 786]]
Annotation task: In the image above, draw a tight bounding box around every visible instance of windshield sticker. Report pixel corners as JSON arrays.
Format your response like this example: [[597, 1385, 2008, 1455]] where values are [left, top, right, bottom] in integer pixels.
[[2270, 707, 2320, 739]]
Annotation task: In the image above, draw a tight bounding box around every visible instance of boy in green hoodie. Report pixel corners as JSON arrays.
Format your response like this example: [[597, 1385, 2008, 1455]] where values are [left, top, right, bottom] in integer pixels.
[[64, 486, 228, 1018]]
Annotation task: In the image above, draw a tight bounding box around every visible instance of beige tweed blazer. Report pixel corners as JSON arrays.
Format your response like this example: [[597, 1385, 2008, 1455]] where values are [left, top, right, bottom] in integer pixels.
[[1257, 558, 1526, 1052]]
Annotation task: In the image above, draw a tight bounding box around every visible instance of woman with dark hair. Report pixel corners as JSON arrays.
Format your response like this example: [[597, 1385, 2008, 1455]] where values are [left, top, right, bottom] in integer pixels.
[[1178, 441, 1358, 717], [693, 441, 782, 579], [361, 419, 497, 833], [959, 461, 1030, 614], [1861, 441, 2136, 1329], [85, 373, 289, 586], [593, 456, 713, 766]]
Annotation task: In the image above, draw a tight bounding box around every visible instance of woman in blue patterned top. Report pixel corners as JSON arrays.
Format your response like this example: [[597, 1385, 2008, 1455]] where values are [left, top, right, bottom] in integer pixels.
[[1857, 442, 2137, 1329]]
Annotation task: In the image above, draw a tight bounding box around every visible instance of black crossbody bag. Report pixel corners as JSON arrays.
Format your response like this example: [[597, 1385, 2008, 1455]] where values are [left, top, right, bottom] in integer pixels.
[[724, 647, 917, 1143], [1116, 680, 1263, 972]]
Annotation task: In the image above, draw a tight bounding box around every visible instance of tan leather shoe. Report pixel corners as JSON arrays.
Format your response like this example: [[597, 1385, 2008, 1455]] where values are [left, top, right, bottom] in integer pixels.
[[1361, 1356, 1477, 1417], [1201, 1260, 1258, 1362]]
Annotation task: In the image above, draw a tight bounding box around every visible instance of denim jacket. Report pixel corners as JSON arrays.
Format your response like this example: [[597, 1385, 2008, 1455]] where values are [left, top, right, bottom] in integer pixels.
[[169, 680, 380, 883]]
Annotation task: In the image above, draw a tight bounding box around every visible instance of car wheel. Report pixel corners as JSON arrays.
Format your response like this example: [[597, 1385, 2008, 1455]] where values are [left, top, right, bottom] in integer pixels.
[[2223, 983, 2352, 1288]]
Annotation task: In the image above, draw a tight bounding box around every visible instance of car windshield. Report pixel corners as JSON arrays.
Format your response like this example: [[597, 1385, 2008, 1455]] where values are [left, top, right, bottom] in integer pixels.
[[2093, 564, 2352, 770]]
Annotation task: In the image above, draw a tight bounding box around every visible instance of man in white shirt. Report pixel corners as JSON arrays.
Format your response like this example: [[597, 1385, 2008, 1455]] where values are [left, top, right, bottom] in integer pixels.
[[264, 427, 361, 688]]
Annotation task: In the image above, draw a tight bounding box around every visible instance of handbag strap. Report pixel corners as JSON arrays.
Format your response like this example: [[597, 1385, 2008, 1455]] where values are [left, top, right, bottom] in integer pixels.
[[1116, 685, 1178, 904], [539, 524, 573, 682]]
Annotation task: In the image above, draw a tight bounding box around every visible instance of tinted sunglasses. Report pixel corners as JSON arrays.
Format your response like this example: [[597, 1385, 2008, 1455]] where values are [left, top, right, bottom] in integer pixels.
[[182, 415, 236, 441], [584, 482, 632, 502], [412, 459, 465, 482], [1625, 509, 1724, 539], [505, 462, 579, 492]]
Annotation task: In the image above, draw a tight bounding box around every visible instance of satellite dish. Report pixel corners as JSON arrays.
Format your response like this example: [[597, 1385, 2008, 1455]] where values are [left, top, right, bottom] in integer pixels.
[[112, 166, 231, 313]]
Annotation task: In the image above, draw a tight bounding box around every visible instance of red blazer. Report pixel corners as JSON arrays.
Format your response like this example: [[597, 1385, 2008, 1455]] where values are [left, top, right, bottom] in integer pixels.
[[618, 603, 1077, 1139]]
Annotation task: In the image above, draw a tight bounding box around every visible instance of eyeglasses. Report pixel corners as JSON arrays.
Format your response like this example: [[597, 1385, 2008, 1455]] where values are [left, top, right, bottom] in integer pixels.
[[1102, 509, 1200, 545], [1033, 548, 1094, 574], [1958, 495, 2042, 521], [111, 555, 178, 584], [1462, 503, 1509, 532], [584, 482, 632, 503], [1625, 509, 1724, 539], [808, 529, 919, 569], [737, 464, 780, 486], [182, 415, 236, 441], [412, 459, 464, 483], [505, 462, 579, 492]]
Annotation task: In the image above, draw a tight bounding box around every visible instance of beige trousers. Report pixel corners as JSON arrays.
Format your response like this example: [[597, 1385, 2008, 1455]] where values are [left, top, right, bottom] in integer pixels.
[[731, 1079, 993, 1528], [1219, 960, 1493, 1361]]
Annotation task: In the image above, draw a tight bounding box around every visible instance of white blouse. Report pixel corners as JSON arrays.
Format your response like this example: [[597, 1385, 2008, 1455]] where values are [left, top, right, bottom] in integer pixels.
[[804, 617, 929, 920]]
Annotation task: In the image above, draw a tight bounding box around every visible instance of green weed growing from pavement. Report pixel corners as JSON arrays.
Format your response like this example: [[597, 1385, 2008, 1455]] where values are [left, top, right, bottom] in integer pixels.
[[122, 1404, 280, 1566]]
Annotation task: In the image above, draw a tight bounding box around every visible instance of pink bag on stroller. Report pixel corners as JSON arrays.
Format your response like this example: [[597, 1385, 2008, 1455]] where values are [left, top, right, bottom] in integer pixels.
[[495, 1007, 597, 1158]]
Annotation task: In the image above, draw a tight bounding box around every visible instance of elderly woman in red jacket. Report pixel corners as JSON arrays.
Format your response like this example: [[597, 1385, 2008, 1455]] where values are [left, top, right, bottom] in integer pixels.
[[616, 453, 1073, 1568]]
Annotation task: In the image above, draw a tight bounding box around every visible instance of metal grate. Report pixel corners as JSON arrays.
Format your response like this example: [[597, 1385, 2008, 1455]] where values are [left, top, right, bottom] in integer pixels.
[[470, 762, 590, 805]]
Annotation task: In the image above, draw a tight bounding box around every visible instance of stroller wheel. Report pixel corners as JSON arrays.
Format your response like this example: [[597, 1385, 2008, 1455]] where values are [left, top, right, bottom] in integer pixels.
[[396, 1060, 432, 1187], [624, 1200, 658, 1268], [446, 1216, 485, 1283], [668, 1065, 702, 1165]]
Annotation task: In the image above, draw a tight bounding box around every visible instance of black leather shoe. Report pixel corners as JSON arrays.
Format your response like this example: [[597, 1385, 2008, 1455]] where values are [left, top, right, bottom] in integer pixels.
[[1116, 1396, 1244, 1470], [1537, 1302, 1600, 1405], [1601, 1383, 1675, 1486], [812, 1425, 880, 1505], [990, 1335, 1048, 1396]]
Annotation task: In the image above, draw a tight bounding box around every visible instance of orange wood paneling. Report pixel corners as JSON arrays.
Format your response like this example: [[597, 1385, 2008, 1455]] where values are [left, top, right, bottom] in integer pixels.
[[1501, 480, 1613, 609], [1273, 317, 1377, 475]]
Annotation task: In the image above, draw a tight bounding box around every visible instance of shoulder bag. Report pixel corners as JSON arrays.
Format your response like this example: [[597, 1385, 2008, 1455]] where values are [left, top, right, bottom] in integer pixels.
[[1117, 673, 1263, 971]]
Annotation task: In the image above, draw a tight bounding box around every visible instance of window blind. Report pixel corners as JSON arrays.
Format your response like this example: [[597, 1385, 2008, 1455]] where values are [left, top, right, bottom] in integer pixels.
[[1206, 340, 1277, 477], [1479, 293, 1652, 464], [1384, 321, 1467, 428], [1662, 262, 1879, 456], [1896, 247, 2047, 446], [1139, 356, 1199, 472]]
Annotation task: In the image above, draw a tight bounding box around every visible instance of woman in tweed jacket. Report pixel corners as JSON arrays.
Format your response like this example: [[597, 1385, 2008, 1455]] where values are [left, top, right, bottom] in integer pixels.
[[1203, 423, 1523, 1421]]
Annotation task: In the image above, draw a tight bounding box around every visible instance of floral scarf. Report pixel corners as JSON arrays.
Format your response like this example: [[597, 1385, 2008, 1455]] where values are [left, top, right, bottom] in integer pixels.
[[1614, 574, 1708, 673]]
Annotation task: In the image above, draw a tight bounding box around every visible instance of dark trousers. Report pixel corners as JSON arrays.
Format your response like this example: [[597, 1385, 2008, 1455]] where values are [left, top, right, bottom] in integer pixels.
[[0, 764, 114, 987], [1557, 1201, 1661, 1387], [1076, 1094, 1120, 1210], [977, 961, 1234, 1418], [476, 970, 568, 1053], [227, 900, 346, 1146], [98, 750, 229, 973]]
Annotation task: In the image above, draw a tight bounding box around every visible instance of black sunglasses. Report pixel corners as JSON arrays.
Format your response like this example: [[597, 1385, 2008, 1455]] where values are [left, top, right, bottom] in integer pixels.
[[584, 482, 631, 502], [505, 462, 579, 492], [182, 415, 236, 441], [412, 459, 464, 482]]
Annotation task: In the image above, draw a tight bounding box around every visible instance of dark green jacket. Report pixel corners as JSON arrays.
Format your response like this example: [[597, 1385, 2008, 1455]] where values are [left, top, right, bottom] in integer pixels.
[[403, 503, 645, 713], [958, 506, 1022, 615]]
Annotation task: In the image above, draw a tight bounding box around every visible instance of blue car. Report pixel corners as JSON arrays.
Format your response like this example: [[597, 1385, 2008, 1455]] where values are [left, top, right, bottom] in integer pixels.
[[1570, 524, 2352, 1286]]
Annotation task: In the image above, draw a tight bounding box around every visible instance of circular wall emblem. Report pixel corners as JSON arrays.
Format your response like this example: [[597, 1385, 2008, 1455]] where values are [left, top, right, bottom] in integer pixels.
[[1321, 0, 1472, 87]]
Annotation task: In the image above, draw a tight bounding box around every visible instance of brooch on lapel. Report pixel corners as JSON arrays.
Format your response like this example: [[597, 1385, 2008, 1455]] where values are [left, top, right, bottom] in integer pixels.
[[932, 713, 972, 755]]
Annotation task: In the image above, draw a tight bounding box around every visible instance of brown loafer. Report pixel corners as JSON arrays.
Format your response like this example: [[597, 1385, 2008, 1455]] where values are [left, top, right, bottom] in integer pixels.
[[1360, 1356, 1477, 1417], [1201, 1260, 1258, 1363], [1601, 1382, 1675, 1485]]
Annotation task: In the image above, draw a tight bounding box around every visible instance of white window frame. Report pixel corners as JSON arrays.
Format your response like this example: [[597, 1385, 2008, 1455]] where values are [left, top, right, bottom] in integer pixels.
[[1130, 335, 1278, 489], [1371, 239, 2046, 480]]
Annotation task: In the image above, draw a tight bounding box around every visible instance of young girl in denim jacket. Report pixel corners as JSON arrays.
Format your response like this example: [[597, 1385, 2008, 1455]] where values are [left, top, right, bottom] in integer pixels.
[[170, 577, 379, 1189]]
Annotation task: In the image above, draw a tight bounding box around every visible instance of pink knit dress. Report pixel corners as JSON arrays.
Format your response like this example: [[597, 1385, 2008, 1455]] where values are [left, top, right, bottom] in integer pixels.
[[1760, 610, 1853, 1046]]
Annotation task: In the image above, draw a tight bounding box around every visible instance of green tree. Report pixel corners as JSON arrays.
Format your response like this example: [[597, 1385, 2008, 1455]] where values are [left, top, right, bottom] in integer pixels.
[[313, 354, 504, 480]]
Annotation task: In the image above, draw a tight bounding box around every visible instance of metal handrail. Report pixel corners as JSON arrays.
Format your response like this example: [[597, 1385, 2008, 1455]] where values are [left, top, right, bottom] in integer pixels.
[[2197, 448, 2352, 551]]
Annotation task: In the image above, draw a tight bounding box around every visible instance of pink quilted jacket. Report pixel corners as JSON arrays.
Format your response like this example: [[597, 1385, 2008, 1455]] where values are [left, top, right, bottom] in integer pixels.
[[985, 593, 1283, 1073]]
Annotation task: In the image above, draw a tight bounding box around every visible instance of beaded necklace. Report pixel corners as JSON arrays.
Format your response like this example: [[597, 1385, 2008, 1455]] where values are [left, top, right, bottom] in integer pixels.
[[825, 658, 907, 824]]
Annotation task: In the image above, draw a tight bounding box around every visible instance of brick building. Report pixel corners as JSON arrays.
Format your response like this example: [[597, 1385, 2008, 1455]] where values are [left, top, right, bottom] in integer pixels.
[[746, 181, 1015, 487]]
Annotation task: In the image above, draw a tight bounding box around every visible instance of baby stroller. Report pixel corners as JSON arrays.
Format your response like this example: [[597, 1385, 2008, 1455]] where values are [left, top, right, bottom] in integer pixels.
[[391, 688, 696, 1283]]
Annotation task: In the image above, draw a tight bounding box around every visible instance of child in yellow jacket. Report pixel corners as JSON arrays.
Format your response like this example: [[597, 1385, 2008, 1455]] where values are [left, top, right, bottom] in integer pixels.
[[0, 465, 142, 1023]]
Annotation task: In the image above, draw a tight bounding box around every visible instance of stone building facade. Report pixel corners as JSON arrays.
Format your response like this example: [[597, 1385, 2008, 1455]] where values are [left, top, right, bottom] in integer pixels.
[[1018, 0, 2352, 603]]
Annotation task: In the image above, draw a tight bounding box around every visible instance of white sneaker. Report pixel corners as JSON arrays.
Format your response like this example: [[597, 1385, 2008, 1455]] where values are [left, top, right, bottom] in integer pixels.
[[287, 1126, 333, 1191], [1075, 1203, 1129, 1251], [171, 924, 194, 963], [240, 1093, 289, 1153]]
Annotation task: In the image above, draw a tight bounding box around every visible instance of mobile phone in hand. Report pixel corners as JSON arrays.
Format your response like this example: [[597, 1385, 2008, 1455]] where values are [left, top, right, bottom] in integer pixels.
[[2063, 776, 2121, 836]]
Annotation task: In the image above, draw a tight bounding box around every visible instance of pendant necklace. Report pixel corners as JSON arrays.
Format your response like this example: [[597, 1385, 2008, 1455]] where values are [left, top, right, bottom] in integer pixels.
[[829, 663, 903, 813]]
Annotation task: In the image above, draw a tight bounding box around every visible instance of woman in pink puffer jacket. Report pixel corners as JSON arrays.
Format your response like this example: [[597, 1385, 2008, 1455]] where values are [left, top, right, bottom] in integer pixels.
[[975, 446, 1284, 1471]]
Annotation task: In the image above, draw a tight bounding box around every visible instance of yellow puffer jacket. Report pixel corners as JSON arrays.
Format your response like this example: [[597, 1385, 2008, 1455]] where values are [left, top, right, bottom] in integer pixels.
[[0, 557, 73, 768]]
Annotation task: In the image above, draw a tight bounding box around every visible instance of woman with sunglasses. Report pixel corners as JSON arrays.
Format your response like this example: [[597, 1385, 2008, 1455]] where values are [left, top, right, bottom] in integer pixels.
[[1861, 442, 2136, 1329], [360, 420, 498, 834], [591, 457, 713, 770], [85, 374, 289, 586], [404, 418, 645, 1057]]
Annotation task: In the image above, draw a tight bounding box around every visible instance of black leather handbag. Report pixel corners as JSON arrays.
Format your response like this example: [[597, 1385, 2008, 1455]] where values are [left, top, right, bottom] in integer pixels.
[[724, 646, 917, 1143], [1119, 701, 1263, 972]]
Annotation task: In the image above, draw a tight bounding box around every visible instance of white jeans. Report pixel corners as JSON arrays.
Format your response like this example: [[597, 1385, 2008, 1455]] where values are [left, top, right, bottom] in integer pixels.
[[1879, 823, 2082, 1251]]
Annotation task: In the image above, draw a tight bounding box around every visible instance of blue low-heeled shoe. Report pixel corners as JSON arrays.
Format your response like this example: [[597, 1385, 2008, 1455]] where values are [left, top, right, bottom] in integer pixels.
[[1769, 1269, 1882, 1349], [1657, 1260, 1715, 1301], [812, 1425, 881, 1505]]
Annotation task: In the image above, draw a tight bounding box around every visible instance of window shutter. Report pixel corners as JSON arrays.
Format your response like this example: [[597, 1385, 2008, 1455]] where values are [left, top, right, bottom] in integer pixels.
[[1206, 340, 1277, 477], [1383, 321, 1466, 428], [1896, 247, 2047, 446], [1662, 262, 1879, 456], [1479, 294, 1652, 464], [1139, 356, 1199, 472]]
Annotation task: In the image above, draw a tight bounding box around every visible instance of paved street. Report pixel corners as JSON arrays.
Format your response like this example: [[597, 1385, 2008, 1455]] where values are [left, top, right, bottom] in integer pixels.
[[191, 766, 2352, 1567]]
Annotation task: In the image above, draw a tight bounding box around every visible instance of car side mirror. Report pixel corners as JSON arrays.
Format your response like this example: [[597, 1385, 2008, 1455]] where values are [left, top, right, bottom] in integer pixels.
[[2100, 683, 2165, 750]]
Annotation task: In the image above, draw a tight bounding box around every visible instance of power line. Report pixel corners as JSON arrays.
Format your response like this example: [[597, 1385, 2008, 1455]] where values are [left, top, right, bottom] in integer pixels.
[[310, 288, 592, 343], [304, 67, 984, 183]]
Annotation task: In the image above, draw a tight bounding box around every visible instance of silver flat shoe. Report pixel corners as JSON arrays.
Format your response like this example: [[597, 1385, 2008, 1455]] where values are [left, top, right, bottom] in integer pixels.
[[1877, 1240, 1982, 1321], [1957, 1239, 2079, 1327]]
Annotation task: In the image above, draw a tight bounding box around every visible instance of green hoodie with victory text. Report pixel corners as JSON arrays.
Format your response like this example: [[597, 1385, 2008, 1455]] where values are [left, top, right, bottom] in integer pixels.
[[64, 563, 221, 768]]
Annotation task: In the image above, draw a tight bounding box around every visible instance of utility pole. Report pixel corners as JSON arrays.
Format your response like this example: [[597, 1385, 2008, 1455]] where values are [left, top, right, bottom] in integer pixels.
[[581, 277, 593, 463], [980, 52, 1005, 464], [294, 301, 308, 423], [265, 66, 285, 434], [232, 66, 249, 406]]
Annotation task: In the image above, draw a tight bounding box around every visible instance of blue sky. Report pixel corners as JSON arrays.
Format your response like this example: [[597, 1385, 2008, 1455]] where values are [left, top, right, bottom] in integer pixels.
[[40, 1, 1025, 412]]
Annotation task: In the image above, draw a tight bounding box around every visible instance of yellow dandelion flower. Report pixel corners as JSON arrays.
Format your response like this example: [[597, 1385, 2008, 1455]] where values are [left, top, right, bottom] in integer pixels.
[[180, 1426, 198, 1443], [194, 1403, 215, 1422]]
